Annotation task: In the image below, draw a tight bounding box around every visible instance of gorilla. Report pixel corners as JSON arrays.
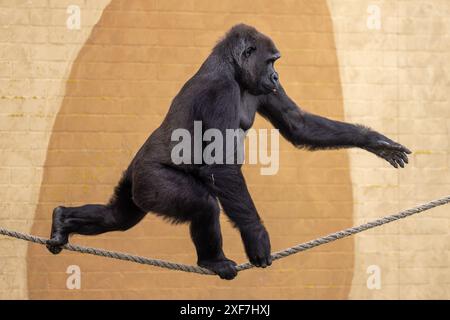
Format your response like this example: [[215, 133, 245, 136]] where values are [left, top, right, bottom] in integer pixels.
[[47, 24, 411, 280]]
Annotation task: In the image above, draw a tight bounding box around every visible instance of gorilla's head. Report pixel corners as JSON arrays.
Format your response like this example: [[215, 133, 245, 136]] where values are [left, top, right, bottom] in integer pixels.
[[217, 24, 281, 95]]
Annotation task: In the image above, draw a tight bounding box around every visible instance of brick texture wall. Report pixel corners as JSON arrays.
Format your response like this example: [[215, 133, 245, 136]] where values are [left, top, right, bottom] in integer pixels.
[[0, 0, 110, 299], [329, 0, 450, 299], [0, 0, 448, 300]]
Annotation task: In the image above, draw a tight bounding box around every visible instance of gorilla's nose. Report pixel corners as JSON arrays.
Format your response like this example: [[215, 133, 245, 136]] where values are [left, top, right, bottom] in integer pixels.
[[271, 72, 279, 85]]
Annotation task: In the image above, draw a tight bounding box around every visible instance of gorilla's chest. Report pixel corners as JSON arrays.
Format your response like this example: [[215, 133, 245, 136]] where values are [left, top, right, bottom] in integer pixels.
[[238, 94, 258, 131]]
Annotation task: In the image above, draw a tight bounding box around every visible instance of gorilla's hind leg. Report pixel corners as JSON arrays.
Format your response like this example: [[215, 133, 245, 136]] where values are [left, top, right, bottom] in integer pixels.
[[132, 163, 237, 279], [47, 172, 146, 254]]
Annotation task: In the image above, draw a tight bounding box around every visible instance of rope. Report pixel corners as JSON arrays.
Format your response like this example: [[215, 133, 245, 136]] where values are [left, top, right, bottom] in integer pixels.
[[0, 195, 449, 276]]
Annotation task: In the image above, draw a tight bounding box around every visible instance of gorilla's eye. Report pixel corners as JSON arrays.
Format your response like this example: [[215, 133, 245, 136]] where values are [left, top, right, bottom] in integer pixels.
[[243, 46, 256, 58]]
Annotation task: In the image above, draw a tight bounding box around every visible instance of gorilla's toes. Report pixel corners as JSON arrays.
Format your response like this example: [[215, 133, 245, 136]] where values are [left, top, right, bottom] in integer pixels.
[[199, 258, 238, 280], [46, 238, 65, 254], [251, 255, 272, 268], [46, 206, 69, 255]]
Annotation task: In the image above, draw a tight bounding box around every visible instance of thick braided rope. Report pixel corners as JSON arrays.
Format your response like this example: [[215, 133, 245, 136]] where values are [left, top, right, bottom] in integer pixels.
[[0, 195, 449, 276]]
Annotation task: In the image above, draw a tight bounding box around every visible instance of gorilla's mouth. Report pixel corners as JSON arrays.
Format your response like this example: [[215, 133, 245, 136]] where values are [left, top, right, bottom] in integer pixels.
[[262, 82, 278, 93]]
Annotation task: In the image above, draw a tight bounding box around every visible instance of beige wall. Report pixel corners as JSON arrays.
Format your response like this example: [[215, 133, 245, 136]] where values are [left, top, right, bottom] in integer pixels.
[[328, 0, 450, 299], [0, 0, 448, 299], [0, 0, 110, 299]]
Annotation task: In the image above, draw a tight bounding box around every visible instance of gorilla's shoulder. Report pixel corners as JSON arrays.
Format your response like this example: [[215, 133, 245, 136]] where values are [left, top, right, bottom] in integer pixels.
[[183, 72, 238, 97]]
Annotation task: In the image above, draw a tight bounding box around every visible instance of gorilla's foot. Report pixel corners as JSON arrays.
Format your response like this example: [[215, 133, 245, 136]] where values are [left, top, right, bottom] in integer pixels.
[[46, 206, 69, 255], [198, 258, 238, 280]]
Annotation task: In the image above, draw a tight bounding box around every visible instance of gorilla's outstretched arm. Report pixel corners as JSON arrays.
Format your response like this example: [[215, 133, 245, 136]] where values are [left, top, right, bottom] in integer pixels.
[[258, 84, 411, 168]]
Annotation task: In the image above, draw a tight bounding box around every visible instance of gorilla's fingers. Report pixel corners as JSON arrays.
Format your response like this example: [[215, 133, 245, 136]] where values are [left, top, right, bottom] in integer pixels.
[[394, 155, 405, 168], [402, 146, 412, 154], [259, 258, 268, 268], [391, 143, 412, 154], [376, 139, 411, 156], [387, 157, 398, 168], [399, 152, 409, 164]]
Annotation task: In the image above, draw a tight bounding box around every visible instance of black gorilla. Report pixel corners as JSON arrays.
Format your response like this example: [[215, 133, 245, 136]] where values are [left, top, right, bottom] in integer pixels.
[[47, 24, 411, 280]]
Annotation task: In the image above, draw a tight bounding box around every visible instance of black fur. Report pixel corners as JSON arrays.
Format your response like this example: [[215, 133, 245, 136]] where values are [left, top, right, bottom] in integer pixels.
[[47, 24, 411, 279]]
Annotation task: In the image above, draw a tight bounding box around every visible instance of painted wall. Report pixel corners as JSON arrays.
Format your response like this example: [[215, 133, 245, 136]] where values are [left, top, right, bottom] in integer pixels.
[[328, 0, 450, 299], [0, 0, 448, 299]]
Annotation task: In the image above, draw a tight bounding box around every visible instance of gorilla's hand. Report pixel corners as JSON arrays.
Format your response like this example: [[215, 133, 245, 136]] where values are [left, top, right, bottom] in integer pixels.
[[364, 131, 411, 168], [240, 224, 272, 268]]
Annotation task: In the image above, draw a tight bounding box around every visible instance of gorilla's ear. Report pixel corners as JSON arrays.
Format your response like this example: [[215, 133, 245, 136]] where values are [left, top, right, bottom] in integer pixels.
[[230, 37, 246, 67], [231, 37, 254, 67], [243, 46, 256, 58]]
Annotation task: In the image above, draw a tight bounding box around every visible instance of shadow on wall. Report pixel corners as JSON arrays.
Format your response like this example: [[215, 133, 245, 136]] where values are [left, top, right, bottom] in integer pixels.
[[27, 0, 355, 299]]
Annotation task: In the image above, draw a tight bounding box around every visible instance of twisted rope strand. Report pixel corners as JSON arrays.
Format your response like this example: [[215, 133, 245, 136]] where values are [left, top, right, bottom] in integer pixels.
[[1, 195, 449, 276]]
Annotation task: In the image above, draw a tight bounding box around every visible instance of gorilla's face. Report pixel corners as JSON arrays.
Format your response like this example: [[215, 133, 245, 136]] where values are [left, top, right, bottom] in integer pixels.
[[239, 35, 281, 95]]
